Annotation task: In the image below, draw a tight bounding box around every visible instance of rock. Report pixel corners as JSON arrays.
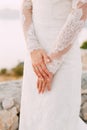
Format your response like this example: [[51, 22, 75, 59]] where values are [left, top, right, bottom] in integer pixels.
[[0, 80, 22, 130], [81, 102, 87, 121], [0, 72, 86, 130], [0, 107, 18, 130], [81, 72, 87, 90], [2, 98, 14, 110], [0, 80, 22, 111], [81, 94, 87, 105], [81, 72, 87, 122], [81, 49, 87, 71], [81, 89, 87, 95]]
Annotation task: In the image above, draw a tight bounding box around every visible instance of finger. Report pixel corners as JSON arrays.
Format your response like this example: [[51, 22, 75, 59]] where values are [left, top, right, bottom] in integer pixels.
[[40, 62, 51, 77], [46, 74, 53, 91], [38, 78, 43, 93], [38, 64, 49, 79], [49, 72, 54, 80], [37, 78, 41, 93], [33, 65, 43, 79], [41, 80, 46, 93], [40, 60, 53, 78], [46, 80, 51, 91], [37, 79, 39, 89], [33, 64, 40, 77]]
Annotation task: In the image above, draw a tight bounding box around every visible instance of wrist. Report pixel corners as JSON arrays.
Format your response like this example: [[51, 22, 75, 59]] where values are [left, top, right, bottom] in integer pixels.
[[46, 58, 61, 74], [30, 48, 44, 55], [49, 51, 63, 61]]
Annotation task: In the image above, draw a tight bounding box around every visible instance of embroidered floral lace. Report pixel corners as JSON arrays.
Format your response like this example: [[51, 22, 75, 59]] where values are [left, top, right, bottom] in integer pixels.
[[21, 0, 42, 53], [46, 0, 87, 74]]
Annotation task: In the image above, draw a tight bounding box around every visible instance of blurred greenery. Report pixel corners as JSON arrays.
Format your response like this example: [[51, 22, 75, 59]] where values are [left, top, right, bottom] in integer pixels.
[[80, 41, 87, 49], [12, 62, 24, 77], [0, 68, 7, 75], [0, 62, 24, 80]]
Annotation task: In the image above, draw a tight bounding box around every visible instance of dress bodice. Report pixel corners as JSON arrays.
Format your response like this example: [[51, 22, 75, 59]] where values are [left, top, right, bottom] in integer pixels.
[[31, 0, 73, 53], [32, 0, 72, 26]]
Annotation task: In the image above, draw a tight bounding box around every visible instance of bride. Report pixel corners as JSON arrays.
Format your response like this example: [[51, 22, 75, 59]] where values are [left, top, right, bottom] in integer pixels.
[[19, 0, 87, 130]]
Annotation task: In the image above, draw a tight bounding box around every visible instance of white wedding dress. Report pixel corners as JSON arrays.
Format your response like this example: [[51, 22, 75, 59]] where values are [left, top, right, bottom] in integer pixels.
[[19, 0, 87, 130]]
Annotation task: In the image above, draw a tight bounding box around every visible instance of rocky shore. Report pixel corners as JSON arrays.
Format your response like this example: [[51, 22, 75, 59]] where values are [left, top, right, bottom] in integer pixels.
[[0, 72, 87, 130]]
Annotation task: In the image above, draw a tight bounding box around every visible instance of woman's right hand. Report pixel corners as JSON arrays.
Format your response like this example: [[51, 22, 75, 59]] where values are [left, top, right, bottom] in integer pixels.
[[30, 49, 52, 80], [30, 49, 54, 93]]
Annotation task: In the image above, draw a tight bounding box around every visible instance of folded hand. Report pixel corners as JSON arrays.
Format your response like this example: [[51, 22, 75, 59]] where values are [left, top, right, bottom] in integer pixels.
[[30, 49, 54, 93]]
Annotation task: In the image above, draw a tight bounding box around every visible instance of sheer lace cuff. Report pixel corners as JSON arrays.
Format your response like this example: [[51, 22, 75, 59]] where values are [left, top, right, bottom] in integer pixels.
[[46, 57, 65, 74], [26, 21, 43, 53]]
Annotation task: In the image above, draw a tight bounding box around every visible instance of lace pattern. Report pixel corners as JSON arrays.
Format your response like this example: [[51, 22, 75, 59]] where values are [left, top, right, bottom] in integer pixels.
[[46, 0, 87, 74], [21, 0, 42, 53], [46, 56, 65, 74], [26, 22, 42, 53]]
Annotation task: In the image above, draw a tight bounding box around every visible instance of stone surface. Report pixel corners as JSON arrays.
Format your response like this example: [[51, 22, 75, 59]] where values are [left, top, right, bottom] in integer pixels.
[[0, 107, 18, 130], [2, 98, 15, 110], [81, 49, 87, 71], [0, 80, 22, 130], [0, 73, 87, 130], [80, 72, 87, 122], [81, 72, 87, 90], [81, 102, 87, 121]]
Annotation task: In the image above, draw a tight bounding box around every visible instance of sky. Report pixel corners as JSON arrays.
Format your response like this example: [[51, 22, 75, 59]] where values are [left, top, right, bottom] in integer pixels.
[[0, 0, 87, 69], [0, 0, 25, 69], [0, 0, 21, 9]]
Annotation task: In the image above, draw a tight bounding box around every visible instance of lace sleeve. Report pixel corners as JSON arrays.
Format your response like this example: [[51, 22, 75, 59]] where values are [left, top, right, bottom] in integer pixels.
[[20, 0, 42, 53], [46, 0, 87, 74]]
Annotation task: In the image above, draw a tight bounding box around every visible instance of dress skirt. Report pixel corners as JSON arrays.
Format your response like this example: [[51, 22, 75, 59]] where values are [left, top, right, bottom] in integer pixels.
[[19, 0, 87, 129], [19, 38, 87, 130]]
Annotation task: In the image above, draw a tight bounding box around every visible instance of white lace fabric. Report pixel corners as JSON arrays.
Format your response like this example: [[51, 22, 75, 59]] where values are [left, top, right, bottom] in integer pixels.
[[21, 0, 42, 53], [46, 0, 87, 74], [21, 0, 87, 74], [26, 22, 43, 53]]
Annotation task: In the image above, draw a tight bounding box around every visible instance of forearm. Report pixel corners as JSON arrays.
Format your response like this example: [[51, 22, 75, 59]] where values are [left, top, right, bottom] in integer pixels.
[[20, 0, 42, 53], [21, 0, 32, 38], [46, 0, 87, 74]]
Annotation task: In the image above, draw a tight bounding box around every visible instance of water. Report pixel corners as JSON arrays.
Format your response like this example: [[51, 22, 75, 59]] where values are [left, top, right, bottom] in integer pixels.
[[0, 19, 87, 69], [0, 19, 25, 69]]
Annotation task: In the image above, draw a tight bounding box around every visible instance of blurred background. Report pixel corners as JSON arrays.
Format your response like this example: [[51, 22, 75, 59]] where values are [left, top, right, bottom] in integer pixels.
[[0, 0, 87, 82], [0, 0, 87, 130], [0, 0, 25, 81]]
